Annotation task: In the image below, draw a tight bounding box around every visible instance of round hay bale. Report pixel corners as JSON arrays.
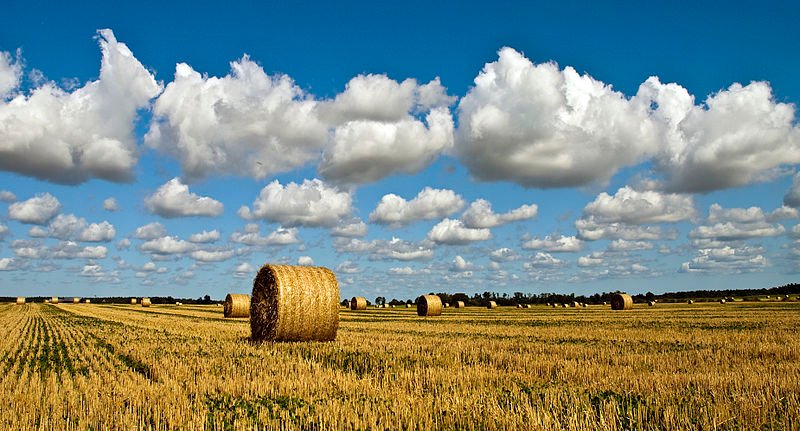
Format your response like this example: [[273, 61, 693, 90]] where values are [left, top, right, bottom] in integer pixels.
[[444, 303, 450, 308], [84, 299, 91, 304], [487, 301, 497, 309], [72, 297, 80, 304], [51, 297, 59, 304], [141, 298, 151, 307], [130, 298, 137, 305], [455, 301, 465, 308], [688, 299, 694, 304], [406, 303, 412, 308], [251, 264, 339, 342], [648, 300, 655, 306], [350, 296, 367, 311], [562, 303, 568, 308], [610, 293, 633, 310], [176, 302, 182, 306], [516, 304, 523, 309], [523, 304, 531, 309], [571, 301, 579, 308], [224, 293, 250, 318], [719, 298, 726, 304], [416, 295, 442, 317], [16, 297, 25, 305]]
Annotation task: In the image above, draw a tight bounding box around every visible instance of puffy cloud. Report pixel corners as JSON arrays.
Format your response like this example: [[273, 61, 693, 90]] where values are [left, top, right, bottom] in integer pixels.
[[785, 173, 800, 208], [456, 47, 659, 188], [49, 242, 108, 259], [523, 252, 564, 269], [0, 50, 22, 97], [489, 247, 519, 262], [239, 179, 352, 228], [139, 236, 195, 255], [575, 218, 666, 241], [608, 239, 654, 252], [522, 235, 583, 252], [450, 255, 473, 272], [334, 237, 435, 261], [389, 266, 416, 275], [230, 225, 300, 246], [103, 197, 119, 212], [0, 30, 161, 184], [680, 245, 768, 273], [145, 178, 224, 218], [581, 187, 695, 224], [461, 199, 538, 228], [188, 229, 220, 243], [116, 238, 131, 250], [318, 74, 455, 184], [8, 193, 61, 224], [234, 262, 254, 278], [330, 219, 368, 238], [0, 190, 16, 202], [427, 219, 491, 245], [43, 214, 116, 242], [133, 222, 167, 240], [335, 260, 360, 274], [146, 56, 326, 182], [689, 204, 786, 241], [0, 223, 8, 239], [369, 187, 464, 226], [80, 264, 120, 283], [640, 78, 800, 192], [0, 257, 16, 271], [578, 252, 605, 267], [190, 249, 235, 262], [78, 221, 116, 242], [297, 256, 314, 266]]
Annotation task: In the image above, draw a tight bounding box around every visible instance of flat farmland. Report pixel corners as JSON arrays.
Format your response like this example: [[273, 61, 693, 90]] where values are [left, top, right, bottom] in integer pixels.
[[0, 302, 798, 430]]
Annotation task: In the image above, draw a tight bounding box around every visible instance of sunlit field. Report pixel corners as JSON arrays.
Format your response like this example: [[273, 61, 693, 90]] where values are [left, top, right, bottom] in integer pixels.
[[0, 301, 798, 430]]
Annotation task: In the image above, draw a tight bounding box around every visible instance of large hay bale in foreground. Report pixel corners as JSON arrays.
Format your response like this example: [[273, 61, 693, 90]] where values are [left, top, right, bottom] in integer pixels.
[[487, 301, 497, 309], [16, 297, 25, 305], [610, 293, 633, 310], [416, 295, 442, 317], [251, 264, 339, 342], [224, 293, 250, 318], [51, 297, 59, 304], [350, 296, 367, 311], [141, 298, 151, 307]]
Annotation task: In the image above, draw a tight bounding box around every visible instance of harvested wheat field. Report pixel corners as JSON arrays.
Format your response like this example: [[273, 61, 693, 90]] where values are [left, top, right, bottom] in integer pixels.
[[0, 301, 798, 430]]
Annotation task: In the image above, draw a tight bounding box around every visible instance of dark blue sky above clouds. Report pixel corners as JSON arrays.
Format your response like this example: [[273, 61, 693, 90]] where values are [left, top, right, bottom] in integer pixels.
[[1, 1, 799, 300]]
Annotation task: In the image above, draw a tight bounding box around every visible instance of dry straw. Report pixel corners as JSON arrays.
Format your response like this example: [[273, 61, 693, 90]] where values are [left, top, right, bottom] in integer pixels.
[[224, 293, 250, 318], [524, 304, 531, 309], [73, 297, 80, 304], [406, 303, 412, 308], [16, 297, 25, 305], [131, 298, 137, 305], [517, 304, 523, 309], [648, 301, 656, 306], [250, 264, 339, 342], [719, 299, 726, 304], [350, 296, 367, 311], [416, 295, 443, 317], [611, 293, 633, 310], [487, 301, 497, 309], [141, 298, 151, 307], [571, 301, 580, 308], [688, 299, 694, 304], [51, 297, 59, 304], [454, 301, 465, 308]]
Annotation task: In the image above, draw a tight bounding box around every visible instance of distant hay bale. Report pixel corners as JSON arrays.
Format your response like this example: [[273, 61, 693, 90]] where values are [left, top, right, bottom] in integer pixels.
[[141, 298, 151, 307], [487, 301, 497, 309], [224, 293, 250, 318], [648, 301, 655, 306], [571, 301, 579, 308], [416, 295, 442, 317], [444, 303, 450, 308], [582, 303, 589, 308], [16, 297, 25, 305], [51, 297, 59, 304], [390, 304, 395, 308], [130, 298, 137, 305], [688, 299, 694, 304], [610, 293, 633, 310], [350, 297, 367, 311], [73, 297, 80, 304], [516, 304, 523, 308], [455, 301, 465, 308], [523, 304, 531, 309], [719, 298, 726, 304], [250, 264, 339, 342], [562, 303, 568, 308], [84, 299, 90, 304], [44, 299, 50, 304], [176, 302, 182, 306], [406, 303, 412, 308], [545, 302, 551, 307]]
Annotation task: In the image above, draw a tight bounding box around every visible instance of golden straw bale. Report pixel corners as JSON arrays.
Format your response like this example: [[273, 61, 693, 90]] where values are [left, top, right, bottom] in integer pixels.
[[487, 301, 497, 309], [524, 304, 531, 309], [416, 295, 442, 317], [610, 293, 633, 310], [516, 304, 523, 308], [350, 297, 367, 311], [84, 299, 90, 304], [454, 301, 465, 308], [73, 297, 80, 304], [51, 297, 59, 304], [224, 293, 250, 318], [141, 298, 151, 307], [406, 303, 412, 308], [16, 297, 25, 305], [130, 298, 137, 305], [719, 298, 726, 304], [571, 301, 579, 308], [648, 300, 656, 306], [250, 264, 339, 342], [688, 299, 694, 304]]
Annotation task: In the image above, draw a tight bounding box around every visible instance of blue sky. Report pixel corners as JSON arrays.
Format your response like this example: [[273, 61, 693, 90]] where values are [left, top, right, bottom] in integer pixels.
[[1, 1, 799, 300]]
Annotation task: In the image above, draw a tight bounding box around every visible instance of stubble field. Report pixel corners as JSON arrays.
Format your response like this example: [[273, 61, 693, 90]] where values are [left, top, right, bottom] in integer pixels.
[[0, 301, 798, 430]]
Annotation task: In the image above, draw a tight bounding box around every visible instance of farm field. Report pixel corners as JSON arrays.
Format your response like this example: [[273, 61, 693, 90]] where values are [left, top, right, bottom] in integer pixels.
[[0, 301, 798, 430]]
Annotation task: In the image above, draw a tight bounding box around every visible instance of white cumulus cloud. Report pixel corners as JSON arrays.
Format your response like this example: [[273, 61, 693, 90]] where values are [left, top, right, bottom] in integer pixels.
[[522, 235, 583, 252], [8, 193, 61, 225], [582, 187, 695, 224], [239, 179, 352, 228], [0, 190, 16, 202], [461, 199, 538, 228], [0, 30, 162, 184], [133, 222, 166, 240], [188, 229, 220, 243], [297, 256, 314, 266], [145, 178, 224, 218], [369, 187, 464, 227], [427, 219, 491, 245], [103, 197, 119, 212]]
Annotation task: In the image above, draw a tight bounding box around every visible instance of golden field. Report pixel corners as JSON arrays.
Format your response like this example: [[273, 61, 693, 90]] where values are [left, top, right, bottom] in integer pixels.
[[0, 301, 798, 430]]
